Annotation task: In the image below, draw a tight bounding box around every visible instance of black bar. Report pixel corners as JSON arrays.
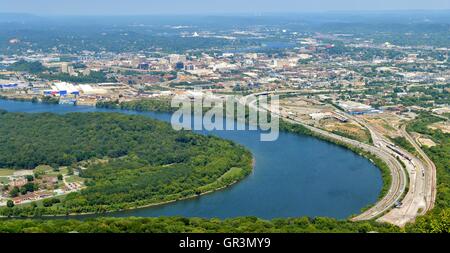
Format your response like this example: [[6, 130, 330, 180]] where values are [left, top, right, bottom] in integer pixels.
[[0, 233, 445, 252]]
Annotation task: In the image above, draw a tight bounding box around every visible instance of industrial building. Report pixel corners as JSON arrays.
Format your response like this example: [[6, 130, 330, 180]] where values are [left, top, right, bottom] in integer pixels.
[[338, 101, 381, 115]]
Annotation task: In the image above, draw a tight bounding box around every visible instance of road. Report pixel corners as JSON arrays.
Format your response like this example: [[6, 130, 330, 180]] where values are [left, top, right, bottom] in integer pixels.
[[401, 126, 436, 212], [348, 115, 432, 226]]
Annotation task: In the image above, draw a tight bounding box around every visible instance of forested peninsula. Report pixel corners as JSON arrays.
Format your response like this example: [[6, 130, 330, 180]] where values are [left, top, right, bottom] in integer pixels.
[[0, 110, 252, 216]]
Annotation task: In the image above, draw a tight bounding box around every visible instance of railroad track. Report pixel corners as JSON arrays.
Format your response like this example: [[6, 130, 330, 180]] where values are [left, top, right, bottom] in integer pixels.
[[401, 125, 436, 213]]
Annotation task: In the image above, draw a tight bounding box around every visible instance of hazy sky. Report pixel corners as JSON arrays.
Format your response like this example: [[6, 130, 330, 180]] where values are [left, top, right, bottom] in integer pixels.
[[1, 0, 449, 15]]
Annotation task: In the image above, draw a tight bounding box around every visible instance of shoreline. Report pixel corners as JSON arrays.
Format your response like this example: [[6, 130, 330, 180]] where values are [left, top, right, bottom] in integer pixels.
[[0, 97, 387, 219], [0, 163, 253, 219]]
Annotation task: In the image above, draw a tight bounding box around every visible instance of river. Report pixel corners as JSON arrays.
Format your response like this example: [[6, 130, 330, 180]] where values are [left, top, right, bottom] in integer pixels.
[[0, 99, 382, 219]]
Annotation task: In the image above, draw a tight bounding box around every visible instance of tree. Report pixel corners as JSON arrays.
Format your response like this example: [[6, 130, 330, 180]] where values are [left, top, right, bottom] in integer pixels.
[[42, 198, 61, 207], [23, 183, 37, 193], [6, 200, 14, 208], [7, 60, 46, 73], [57, 174, 63, 181], [9, 187, 19, 197], [20, 187, 28, 195]]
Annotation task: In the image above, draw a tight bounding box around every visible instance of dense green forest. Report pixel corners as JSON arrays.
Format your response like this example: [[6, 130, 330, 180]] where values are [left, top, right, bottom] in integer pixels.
[[7, 60, 46, 73], [38, 71, 116, 84], [0, 111, 252, 216], [97, 99, 176, 112], [0, 217, 400, 233]]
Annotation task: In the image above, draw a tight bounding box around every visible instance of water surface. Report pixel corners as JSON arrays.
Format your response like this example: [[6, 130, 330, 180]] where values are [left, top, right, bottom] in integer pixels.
[[0, 99, 382, 219]]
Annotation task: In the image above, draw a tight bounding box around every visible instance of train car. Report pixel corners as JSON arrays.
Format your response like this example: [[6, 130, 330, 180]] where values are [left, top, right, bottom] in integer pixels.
[[387, 144, 412, 162]]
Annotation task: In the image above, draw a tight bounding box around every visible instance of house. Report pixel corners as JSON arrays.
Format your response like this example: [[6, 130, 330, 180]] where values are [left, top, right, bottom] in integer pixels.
[[12, 192, 37, 204]]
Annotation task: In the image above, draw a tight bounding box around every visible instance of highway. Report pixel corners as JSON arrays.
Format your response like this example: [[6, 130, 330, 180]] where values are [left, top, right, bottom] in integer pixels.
[[348, 114, 436, 226], [401, 126, 435, 210], [348, 115, 423, 226], [403, 125, 437, 212]]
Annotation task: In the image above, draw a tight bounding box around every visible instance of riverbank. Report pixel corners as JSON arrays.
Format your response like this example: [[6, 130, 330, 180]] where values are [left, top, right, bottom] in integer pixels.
[[1, 164, 252, 218], [96, 98, 391, 216], [0, 98, 383, 219]]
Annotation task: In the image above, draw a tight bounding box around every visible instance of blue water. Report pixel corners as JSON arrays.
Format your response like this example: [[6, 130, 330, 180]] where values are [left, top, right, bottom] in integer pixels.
[[0, 99, 382, 219]]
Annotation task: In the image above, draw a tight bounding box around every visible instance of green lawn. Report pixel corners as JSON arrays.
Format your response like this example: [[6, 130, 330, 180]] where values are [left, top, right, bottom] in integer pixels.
[[217, 167, 243, 182], [45, 167, 69, 177], [0, 177, 10, 184], [197, 167, 245, 193]]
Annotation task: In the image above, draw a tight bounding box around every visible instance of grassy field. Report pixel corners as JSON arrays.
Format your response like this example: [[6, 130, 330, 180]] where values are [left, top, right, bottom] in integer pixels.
[[197, 167, 246, 193], [46, 167, 69, 176], [0, 177, 9, 184], [0, 169, 15, 177], [65, 175, 84, 183], [217, 167, 243, 182]]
